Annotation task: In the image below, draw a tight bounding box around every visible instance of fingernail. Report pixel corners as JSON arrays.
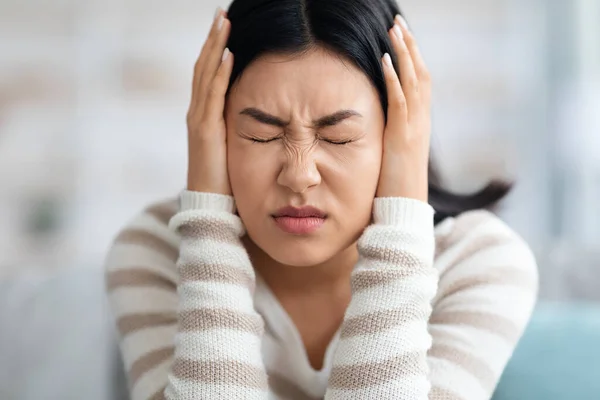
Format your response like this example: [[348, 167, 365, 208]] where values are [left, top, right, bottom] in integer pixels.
[[393, 24, 403, 40], [214, 7, 222, 20], [222, 48, 230, 62], [396, 14, 409, 30], [383, 53, 392, 67], [217, 14, 225, 30]]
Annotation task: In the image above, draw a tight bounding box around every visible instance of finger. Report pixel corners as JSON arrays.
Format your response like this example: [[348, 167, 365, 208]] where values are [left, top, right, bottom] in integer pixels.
[[388, 23, 419, 104], [395, 15, 431, 91], [381, 52, 407, 127], [203, 48, 235, 125], [197, 16, 231, 113], [190, 8, 227, 111]]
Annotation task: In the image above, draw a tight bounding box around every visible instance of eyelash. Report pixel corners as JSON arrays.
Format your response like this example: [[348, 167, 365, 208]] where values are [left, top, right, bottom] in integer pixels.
[[249, 138, 352, 145], [250, 137, 279, 144]]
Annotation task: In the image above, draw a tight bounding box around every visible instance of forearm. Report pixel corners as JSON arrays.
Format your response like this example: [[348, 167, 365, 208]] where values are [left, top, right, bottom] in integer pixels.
[[166, 191, 269, 399], [326, 197, 437, 399]]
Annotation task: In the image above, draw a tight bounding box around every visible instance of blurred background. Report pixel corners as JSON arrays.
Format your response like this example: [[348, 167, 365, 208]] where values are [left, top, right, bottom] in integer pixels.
[[0, 0, 599, 399]]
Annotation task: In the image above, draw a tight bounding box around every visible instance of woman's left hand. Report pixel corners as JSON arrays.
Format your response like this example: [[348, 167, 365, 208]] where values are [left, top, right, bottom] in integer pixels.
[[376, 15, 431, 202]]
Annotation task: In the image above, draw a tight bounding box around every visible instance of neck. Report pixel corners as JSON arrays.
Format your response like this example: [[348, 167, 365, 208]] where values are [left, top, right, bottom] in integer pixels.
[[242, 236, 358, 296]]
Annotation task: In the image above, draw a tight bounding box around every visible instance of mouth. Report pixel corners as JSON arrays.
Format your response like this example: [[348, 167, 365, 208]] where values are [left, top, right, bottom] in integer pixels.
[[272, 206, 327, 235]]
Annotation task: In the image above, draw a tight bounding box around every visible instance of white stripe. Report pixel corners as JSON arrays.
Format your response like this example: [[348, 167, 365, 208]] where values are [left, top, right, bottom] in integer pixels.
[[346, 274, 436, 319], [325, 375, 429, 399], [434, 285, 535, 326], [174, 329, 263, 365], [334, 320, 431, 366], [427, 356, 488, 399], [428, 324, 513, 374], [165, 376, 268, 400], [437, 255, 533, 288], [131, 358, 172, 400], [443, 245, 535, 279], [179, 239, 252, 270], [106, 243, 179, 284], [121, 325, 177, 371], [109, 286, 178, 317], [178, 280, 256, 313]]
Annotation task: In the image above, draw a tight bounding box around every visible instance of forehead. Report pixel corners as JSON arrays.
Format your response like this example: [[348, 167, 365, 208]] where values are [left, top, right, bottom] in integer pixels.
[[229, 48, 380, 114]]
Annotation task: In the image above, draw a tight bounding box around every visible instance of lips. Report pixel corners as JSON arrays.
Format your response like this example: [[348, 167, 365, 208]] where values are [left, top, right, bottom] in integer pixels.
[[272, 206, 327, 234], [272, 206, 327, 218]]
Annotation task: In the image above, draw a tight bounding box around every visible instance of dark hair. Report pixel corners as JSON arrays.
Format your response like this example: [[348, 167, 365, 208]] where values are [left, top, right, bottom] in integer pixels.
[[226, 0, 511, 224]]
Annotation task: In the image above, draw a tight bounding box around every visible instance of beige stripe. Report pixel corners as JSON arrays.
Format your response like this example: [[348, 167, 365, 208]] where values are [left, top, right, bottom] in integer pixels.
[[130, 347, 174, 386], [117, 313, 177, 336], [438, 235, 508, 282], [429, 386, 464, 400], [148, 386, 166, 400], [145, 200, 178, 225], [437, 266, 536, 300], [180, 308, 263, 335], [181, 263, 254, 288], [428, 343, 496, 392], [178, 222, 240, 242], [106, 269, 176, 292], [115, 229, 179, 262], [341, 307, 427, 339], [429, 310, 521, 343], [434, 211, 490, 258], [359, 241, 430, 266], [351, 269, 414, 292], [268, 371, 321, 400], [329, 352, 426, 389], [172, 359, 268, 389]]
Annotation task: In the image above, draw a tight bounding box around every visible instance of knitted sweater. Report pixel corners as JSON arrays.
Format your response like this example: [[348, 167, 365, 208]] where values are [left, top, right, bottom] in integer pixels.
[[105, 191, 538, 400]]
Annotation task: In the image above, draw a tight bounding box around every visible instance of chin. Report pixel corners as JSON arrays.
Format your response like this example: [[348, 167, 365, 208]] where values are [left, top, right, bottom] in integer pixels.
[[262, 237, 338, 267]]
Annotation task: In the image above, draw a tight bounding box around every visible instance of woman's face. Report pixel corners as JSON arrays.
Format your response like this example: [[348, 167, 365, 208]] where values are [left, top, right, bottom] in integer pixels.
[[226, 48, 384, 267]]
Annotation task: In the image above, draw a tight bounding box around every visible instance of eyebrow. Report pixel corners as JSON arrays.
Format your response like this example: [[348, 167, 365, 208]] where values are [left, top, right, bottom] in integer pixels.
[[239, 107, 362, 129]]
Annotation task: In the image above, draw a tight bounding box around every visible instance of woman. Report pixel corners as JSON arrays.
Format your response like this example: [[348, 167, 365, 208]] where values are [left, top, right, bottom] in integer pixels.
[[105, 0, 538, 399]]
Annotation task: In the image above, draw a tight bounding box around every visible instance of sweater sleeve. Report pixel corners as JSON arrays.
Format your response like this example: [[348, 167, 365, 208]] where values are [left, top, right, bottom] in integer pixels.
[[325, 198, 538, 400], [325, 197, 438, 399], [165, 191, 269, 399], [105, 193, 269, 400]]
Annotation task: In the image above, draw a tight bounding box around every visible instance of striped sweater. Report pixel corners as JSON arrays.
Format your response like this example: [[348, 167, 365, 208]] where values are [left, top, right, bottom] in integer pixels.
[[105, 191, 538, 400]]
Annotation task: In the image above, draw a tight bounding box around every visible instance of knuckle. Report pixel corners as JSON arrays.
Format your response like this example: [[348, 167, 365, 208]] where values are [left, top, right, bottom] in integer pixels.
[[397, 45, 410, 57], [207, 83, 220, 98], [210, 78, 226, 96], [187, 113, 202, 130], [406, 78, 419, 92], [390, 95, 407, 111]]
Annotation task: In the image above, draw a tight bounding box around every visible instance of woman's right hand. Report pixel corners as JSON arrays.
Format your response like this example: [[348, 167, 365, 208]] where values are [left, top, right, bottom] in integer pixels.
[[186, 8, 234, 195]]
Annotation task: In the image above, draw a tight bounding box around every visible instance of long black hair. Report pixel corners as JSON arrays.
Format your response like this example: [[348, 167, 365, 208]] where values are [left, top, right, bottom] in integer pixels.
[[225, 0, 511, 224]]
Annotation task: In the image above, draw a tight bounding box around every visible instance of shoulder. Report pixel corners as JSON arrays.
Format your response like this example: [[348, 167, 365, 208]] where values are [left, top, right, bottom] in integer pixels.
[[433, 209, 538, 297], [104, 197, 181, 290]]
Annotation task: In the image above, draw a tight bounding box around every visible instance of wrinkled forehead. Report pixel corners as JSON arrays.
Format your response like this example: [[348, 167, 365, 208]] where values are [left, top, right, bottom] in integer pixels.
[[228, 48, 380, 117]]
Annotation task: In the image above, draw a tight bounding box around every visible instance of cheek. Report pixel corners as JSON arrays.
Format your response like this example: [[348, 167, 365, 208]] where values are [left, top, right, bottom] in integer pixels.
[[227, 138, 279, 202], [325, 143, 382, 195]]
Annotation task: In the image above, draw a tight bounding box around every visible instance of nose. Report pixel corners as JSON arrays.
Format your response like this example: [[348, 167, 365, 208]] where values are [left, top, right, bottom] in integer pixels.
[[277, 153, 321, 194]]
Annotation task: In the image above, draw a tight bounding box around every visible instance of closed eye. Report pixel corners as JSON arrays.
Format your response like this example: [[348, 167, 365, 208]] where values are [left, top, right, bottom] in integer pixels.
[[249, 137, 280, 144], [322, 139, 353, 145]]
